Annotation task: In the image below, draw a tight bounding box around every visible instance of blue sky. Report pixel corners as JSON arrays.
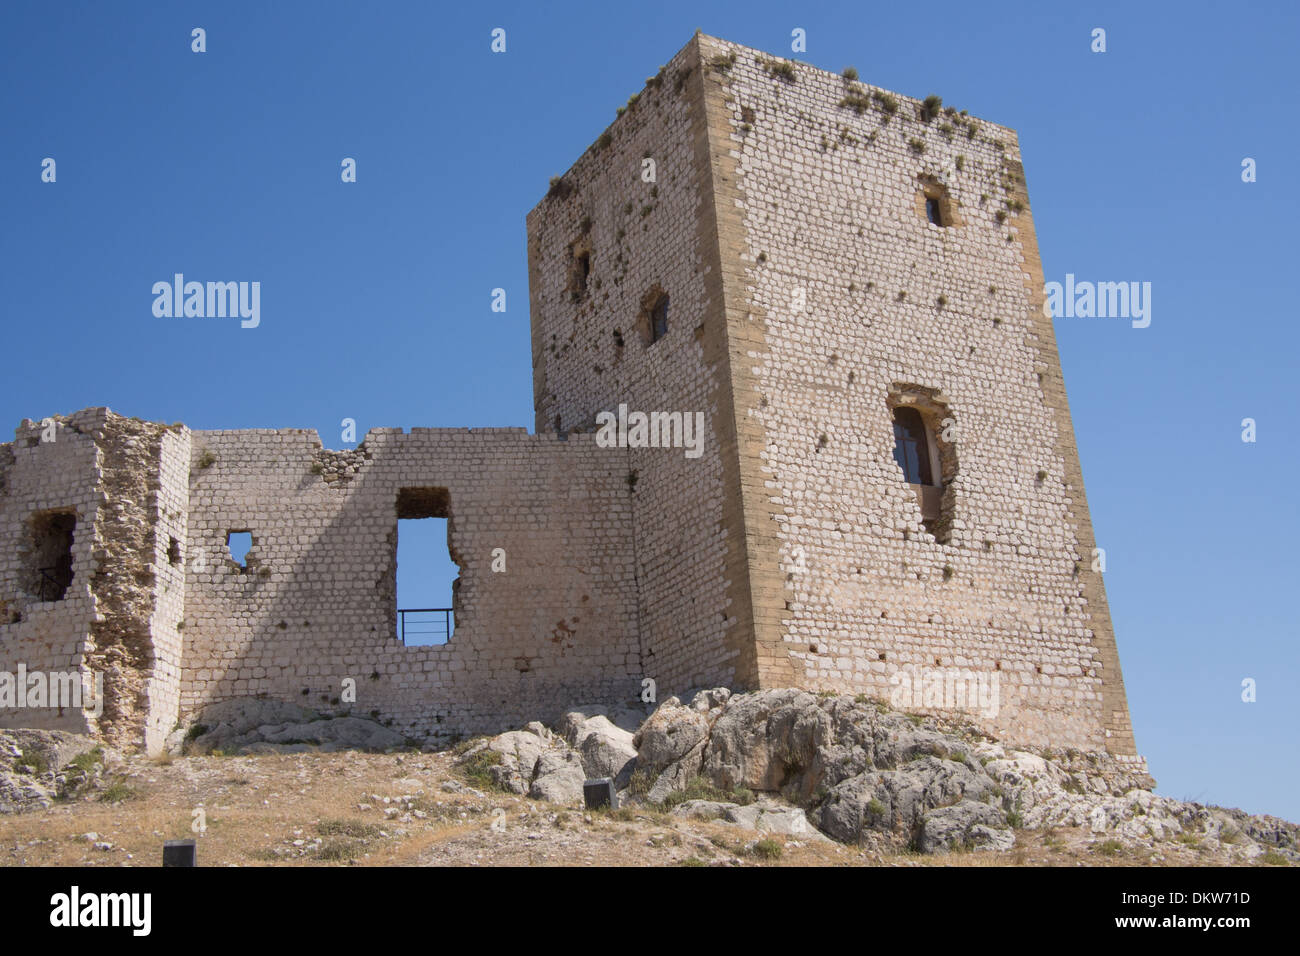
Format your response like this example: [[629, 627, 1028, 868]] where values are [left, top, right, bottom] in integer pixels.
[[2, 1, 1297, 820]]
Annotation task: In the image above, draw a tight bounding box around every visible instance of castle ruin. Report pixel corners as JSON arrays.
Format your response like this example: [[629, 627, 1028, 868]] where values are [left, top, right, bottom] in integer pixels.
[[0, 34, 1145, 774]]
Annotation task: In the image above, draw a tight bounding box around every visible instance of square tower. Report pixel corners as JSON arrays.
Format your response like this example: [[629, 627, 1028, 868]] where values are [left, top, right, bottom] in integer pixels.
[[527, 33, 1140, 759]]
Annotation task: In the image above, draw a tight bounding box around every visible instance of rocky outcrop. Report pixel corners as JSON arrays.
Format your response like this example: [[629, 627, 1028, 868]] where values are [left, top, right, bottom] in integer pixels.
[[673, 798, 829, 840], [623, 689, 1299, 859], [557, 706, 639, 785], [455, 722, 586, 805], [1, 729, 103, 814], [172, 699, 407, 755], [390, 688, 1298, 859]]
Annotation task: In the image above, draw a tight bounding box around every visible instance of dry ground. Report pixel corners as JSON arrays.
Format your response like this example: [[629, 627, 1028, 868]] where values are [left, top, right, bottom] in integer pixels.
[[0, 749, 1288, 867]]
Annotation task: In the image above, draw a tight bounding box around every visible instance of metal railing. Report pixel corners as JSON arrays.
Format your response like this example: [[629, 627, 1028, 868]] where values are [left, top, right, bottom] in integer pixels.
[[37, 566, 72, 602], [398, 608, 454, 646]]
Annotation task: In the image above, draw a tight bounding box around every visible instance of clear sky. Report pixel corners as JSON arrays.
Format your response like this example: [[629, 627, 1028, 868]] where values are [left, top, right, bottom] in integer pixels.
[[2, 1, 1296, 821]]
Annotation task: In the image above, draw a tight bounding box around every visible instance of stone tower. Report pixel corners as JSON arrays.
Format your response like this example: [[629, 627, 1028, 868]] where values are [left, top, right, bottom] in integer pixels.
[[527, 33, 1141, 761]]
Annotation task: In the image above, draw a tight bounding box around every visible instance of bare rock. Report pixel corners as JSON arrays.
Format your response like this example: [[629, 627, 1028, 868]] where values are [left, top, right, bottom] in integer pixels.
[[918, 800, 1012, 852]]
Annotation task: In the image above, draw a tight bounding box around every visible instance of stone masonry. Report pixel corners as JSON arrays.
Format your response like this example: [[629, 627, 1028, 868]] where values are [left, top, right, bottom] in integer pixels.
[[0, 34, 1144, 772]]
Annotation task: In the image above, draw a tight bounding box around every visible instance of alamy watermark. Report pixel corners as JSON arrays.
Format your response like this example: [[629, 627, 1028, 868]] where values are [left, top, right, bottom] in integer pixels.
[[889, 665, 1000, 719], [595, 403, 705, 459], [0, 664, 104, 717], [1042, 274, 1150, 328], [152, 274, 260, 328]]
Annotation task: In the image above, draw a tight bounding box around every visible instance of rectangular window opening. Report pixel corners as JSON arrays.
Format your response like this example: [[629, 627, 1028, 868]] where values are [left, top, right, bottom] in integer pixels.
[[395, 488, 459, 646], [651, 294, 669, 342], [26, 509, 76, 602], [226, 531, 252, 569]]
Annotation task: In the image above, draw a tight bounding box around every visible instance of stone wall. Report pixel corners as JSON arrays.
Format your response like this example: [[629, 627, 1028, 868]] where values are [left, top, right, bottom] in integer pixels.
[[694, 35, 1138, 755], [526, 36, 748, 697], [179, 426, 642, 740], [0, 410, 104, 735]]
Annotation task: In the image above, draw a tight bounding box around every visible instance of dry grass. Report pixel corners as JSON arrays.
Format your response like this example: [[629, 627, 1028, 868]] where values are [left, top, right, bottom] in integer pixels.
[[0, 751, 1287, 867]]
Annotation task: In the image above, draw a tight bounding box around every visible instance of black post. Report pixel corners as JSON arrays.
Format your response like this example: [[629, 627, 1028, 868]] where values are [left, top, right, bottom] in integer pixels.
[[163, 839, 196, 867]]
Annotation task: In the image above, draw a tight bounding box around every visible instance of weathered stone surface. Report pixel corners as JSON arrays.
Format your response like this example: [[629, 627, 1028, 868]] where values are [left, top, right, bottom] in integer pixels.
[[181, 699, 404, 755], [918, 801, 1011, 853], [558, 709, 638, 783], [700, 688, 830, 796], [0, 729, 102, 814], [633, 698, 711, 774], [619, 689, 1300, 859], [460, 723, 588, 805], [528, 749, 586, 805]]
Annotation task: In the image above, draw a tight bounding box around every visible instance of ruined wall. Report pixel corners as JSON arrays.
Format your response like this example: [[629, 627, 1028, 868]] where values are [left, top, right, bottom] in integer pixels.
[[179, 426, 641, 739], [0, 411, 105, 734], [696, 35, 1138, 756], [141, 427, 190, 753], [84, 415, 180, 752], [526, 35, 748, 696], [0, 411, 188, 749]]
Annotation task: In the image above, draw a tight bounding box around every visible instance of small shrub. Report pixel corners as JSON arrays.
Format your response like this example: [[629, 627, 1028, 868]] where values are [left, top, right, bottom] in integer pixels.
[[196, 449, 217, 470], [765, 59, 796, 82], [842, 66, 859, 82], [838, 92, 872, 115], [750, 838, 784, 860], [459, 748, 504, 789], [708, 53, 737, 74], [315, 839, 362, 862], [627, 767, 655, 796], [1093, 839, 1124, 856], [908, 138, 926, 154], [70, 748, 104, 773], [660, 776, 730, 809], [679, 856, 708, 867], [872, 91, 898, 114], [99, 779, 139, 803], [919, 94, 943, 122], [319, 819, 384, 839], [15, 750, 48, 775]]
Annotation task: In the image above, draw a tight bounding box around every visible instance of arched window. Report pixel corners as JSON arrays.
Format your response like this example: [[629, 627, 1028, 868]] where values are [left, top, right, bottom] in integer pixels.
[[892, 406, 934, 486]]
